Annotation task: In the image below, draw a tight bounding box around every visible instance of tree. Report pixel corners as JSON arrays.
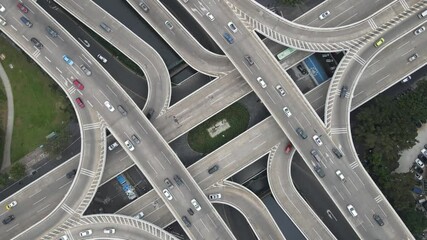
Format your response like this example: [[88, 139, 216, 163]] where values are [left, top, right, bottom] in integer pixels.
[[9, 162, 26, 180], [44, 128, 71, 156], [0, 172, 9, 188]]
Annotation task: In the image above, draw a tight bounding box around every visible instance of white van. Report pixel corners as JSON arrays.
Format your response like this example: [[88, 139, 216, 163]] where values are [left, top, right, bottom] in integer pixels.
[[418, 9, 427, 19]]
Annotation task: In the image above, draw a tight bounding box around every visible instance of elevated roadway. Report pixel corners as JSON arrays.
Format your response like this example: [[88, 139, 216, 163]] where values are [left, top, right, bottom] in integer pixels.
[[56, 0, 172, 118], [126, 0, 234, 76], [222, 0, 425, 51]]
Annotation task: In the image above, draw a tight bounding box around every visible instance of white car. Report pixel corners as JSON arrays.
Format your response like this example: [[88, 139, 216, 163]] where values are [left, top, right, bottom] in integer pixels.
[[227, 22, 238, 33], [408, 53, 418, 62], [335, 170, 345, 181], [0, 4, 5, 12], [421, 149, 427, 157], [256, 77, 267, 88], [104, 101, 115, 112], [347, 204, 358, 217], [134, 211, 144, 219], [401, 76, 411, 83], [5, 200, 17, 210], [104, 228, 116, 234], [97, 54, 107, 63], [275, 85, 286, 96], [59, 235, 69, 240], [163, 189, 173, 200], [415, 158, 425, 168], [319, 11, 330, 20], [108, 142, 119, 151], [414, 26, 425, 35], [206, 12, 215, 21], [191, 199, 201, 211], [165, 21, 173, 30], [208, 193, 221, 200], [312, 135, 323, 146], [416, 172, 423, 180], [124, 140, 135, 151], [79, 229, 93, 237], [283, 107, 292, 117]]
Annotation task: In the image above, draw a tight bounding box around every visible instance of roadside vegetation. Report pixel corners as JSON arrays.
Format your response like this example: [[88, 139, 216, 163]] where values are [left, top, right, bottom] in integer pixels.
[[352, 80, 427, 237], [188, 103, 249, 154], [278, 0, 303, 6], [0, 36, 74, 188]]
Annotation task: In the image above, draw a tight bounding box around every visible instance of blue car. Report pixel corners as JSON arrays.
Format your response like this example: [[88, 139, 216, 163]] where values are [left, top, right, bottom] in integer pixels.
[[20, 16, 32, 28], [63, 55, 73, 65], [223, 32, 234, 44]]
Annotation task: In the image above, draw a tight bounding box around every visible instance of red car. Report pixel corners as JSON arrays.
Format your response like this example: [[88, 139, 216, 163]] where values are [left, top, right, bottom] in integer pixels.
[[76, 98, 85, 108], [285, 143, 293, 153], [17, 3, 28, 13], [73, 79, 84, 90]]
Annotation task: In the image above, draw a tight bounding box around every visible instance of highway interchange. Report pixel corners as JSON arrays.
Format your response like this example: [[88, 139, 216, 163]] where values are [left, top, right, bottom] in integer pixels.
[[0, 0, 425, 239]]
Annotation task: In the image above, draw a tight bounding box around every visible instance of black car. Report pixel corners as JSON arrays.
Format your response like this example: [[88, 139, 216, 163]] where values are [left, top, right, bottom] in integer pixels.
[[373, 214, 384, 226], [164, 178, 174, 189], [117, 105, 127, 116], [66, 169, 77, 179], [187, 208, 194, 216], [415, 166, 424, 174], [208, 165, 219, 174], [297, 65, 307, 75], [314, 165, 325, 178], [31, 38, 43, 49], [146, 108, 154, 120], [418, 153, 427, 163], [173, 175, 183, 186], [182, 216, 191, 227], [332, 148, 343, 159], [295, 127, 307, 139], [2, 215, 15, 225]]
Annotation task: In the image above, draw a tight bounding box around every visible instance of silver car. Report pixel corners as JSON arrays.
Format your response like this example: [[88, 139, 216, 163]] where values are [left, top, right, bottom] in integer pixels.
[[80, 64, 92, 76], [256, 77, 267, 88], [414, 26, 425, 35], [408, 53, 418, 62], [346, 204, 358, 217], [208, 193, 221, 200], [275, 85, 286, 96], [79, 229, 93, 237], [124, 140, 135, 151], [319, 11, 330, 20]]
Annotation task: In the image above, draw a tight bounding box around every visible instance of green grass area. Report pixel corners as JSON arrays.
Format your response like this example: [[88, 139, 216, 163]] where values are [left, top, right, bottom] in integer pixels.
[[0, 37, 72, 163], [188, 103, 249, 153]]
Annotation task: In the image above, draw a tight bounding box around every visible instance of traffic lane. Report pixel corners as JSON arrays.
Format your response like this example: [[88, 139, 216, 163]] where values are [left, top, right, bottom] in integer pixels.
[[112, 112, 234, 239], [0, 158, 78, 238], [119, 117, 283, 228], [130, 0, 234, 75], [269, 141, 335, 240], [67, 216, 174, 240], [351, 23, 427, 109], [205, 181, 285, 240], [57, 0, 170, 117], [299, 0, 391, 28], [216, 11, 388, 239], [291, 154, 359, 240], [38, 0, 148, 108]]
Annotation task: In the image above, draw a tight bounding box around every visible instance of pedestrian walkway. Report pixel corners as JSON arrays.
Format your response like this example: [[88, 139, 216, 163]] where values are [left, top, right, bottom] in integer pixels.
[[0, 62, 14, 170]]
